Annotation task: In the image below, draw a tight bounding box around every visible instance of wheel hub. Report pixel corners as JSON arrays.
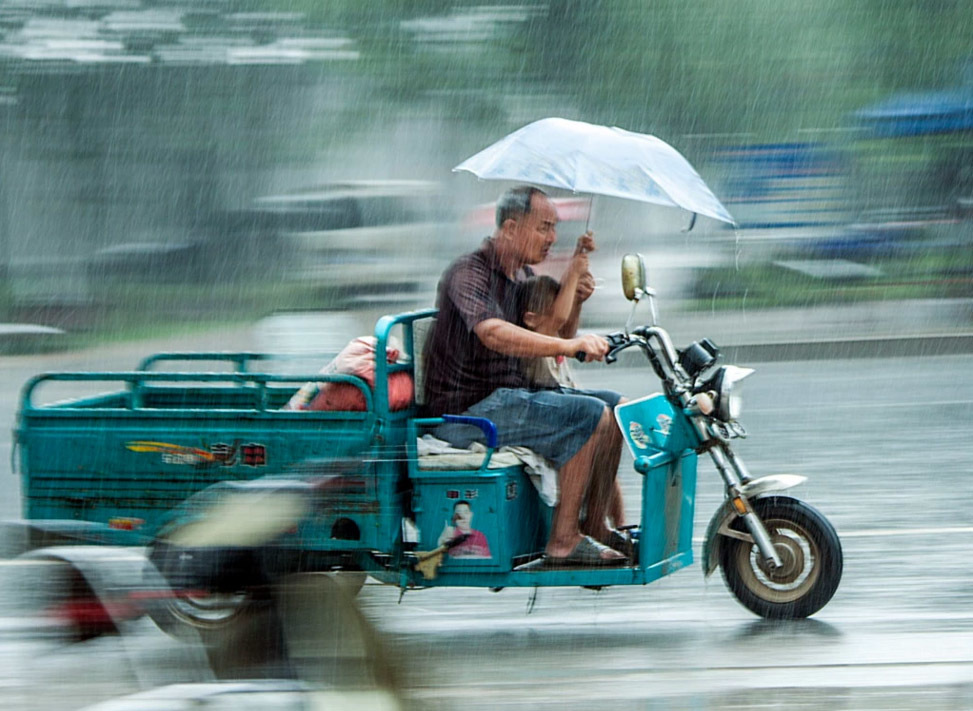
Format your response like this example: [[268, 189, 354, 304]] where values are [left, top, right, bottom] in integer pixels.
[[757, 534, 804, 583]]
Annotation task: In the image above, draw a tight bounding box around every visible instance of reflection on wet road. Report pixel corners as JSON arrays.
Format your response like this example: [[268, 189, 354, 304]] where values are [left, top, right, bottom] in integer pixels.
[[1, 355, 972, 709], [357, 534, 973, 709]]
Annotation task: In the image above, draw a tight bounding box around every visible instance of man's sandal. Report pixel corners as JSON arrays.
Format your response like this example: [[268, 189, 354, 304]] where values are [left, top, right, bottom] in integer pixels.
[[543, 535, 627, 568]]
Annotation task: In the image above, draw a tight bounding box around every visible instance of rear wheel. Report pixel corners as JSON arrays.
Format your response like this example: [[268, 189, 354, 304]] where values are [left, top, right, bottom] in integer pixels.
[[145, 542, 367, 646], [143, 542, 262, 645], [719, 496, 842, 619]]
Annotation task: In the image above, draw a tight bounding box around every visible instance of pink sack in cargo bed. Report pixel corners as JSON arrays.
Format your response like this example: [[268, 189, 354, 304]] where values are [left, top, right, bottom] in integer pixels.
[[283, 336, 413, 412]]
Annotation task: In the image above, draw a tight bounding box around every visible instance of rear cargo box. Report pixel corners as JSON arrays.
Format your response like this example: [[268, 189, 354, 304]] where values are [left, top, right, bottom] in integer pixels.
[[410, 465, 543, 573]]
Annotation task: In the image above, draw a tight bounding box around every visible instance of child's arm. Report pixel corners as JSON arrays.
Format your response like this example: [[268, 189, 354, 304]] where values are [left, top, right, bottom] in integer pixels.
[[556, 232, 594, 337], [551, 256, 584, 330]]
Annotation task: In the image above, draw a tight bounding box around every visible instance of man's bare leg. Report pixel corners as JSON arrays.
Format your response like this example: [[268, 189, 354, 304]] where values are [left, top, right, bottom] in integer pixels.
[[545, 408, 623, 560]]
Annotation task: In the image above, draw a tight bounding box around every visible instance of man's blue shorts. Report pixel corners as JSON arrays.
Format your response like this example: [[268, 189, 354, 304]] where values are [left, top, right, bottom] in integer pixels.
[[435, 387, 621, 469]]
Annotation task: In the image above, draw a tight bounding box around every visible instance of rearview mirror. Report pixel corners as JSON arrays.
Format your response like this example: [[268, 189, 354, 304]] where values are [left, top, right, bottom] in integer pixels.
[[621, 253, 647, 301]]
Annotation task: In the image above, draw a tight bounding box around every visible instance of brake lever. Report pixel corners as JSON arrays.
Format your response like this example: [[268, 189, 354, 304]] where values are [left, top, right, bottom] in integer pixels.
[[605, 331, 628, 347], [605, 342, 633, 364], [576, 332, 637, 364]]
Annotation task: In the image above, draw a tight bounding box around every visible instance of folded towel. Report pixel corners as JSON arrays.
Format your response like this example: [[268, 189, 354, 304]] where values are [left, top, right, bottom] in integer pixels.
[[417, 434, 559, 506]]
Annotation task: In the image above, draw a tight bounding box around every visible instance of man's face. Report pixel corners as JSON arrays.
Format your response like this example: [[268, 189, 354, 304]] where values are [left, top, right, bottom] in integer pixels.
[[508, 194, 557, 265]]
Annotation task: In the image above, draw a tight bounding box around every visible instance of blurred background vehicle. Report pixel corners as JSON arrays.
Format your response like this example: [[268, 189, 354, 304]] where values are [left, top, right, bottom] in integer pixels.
[[225, 179, 454, 307]]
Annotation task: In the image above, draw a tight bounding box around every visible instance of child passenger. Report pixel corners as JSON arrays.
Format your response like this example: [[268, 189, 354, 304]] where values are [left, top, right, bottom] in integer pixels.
[[515, 237, 594, 388], [515, 274, 579, 389], [516, 262, 630, 544]]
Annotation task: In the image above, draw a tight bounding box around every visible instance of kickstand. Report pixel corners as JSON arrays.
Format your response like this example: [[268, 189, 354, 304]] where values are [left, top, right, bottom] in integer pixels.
[[526, 586, 539, 614], [398, 587, 406, 604]]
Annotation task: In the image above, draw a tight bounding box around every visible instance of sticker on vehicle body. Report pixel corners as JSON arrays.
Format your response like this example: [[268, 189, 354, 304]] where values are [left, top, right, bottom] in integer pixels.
[[125, 440, 266, 468], [628, 421, 650, 449], [655, 414, 672, 437]]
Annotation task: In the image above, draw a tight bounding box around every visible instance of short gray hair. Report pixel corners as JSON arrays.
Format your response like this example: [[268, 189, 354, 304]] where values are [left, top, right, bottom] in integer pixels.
[[496, 185, 548, 228]]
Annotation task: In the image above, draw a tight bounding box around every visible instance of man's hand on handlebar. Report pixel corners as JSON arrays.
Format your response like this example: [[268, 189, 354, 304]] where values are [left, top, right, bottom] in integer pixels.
[[566, 333, 609, 362]]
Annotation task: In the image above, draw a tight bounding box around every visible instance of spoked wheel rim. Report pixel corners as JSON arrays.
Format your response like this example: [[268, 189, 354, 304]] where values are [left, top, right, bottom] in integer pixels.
[[732, 516, 822, 604]]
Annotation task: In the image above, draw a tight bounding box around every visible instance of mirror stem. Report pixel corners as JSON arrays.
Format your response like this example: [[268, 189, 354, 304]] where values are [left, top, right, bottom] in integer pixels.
[[624, 299, 639, 336]]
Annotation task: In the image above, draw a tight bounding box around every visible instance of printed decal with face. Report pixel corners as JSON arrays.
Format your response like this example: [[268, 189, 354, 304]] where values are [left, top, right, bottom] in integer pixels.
[[437, 499, 492, 559]]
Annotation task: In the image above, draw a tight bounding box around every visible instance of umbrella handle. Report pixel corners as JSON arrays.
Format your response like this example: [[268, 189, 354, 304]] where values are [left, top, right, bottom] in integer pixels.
[[682, 212, 697, 233]]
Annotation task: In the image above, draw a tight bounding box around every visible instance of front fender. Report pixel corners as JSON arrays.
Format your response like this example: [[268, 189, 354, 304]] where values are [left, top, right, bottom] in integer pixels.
[[701, 474, 806, 577]]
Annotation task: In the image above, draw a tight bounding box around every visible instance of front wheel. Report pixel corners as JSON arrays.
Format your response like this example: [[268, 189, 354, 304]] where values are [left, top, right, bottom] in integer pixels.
[[719, 496, 842, 619]]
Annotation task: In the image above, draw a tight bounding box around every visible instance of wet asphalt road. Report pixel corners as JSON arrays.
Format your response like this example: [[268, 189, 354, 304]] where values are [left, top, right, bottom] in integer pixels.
[[1, 345, 972, 710]]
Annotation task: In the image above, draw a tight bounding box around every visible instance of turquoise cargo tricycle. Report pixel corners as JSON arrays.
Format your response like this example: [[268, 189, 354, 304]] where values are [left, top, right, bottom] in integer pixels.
[[14, 254, 842, 642]]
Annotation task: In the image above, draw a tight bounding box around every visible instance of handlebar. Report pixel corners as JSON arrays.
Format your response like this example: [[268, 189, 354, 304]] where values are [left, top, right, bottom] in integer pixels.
[[596, 327, 690, 385], [575, 331, 633, 363], [632, 326, 684, 377], [572, 327, 685, 378]]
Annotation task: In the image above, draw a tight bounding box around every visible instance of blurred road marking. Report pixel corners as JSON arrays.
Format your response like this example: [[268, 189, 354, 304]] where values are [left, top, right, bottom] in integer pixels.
[[837, 526, 973, 538], [691, 525, 973, 544], [755, 398, 973, 413], [0, 559, 62, 567], [405, 662, 973, 704]]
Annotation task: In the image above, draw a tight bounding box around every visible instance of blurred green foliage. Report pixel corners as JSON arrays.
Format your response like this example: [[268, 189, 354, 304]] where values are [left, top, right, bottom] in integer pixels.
[[239, 0, 973, 143], [533, 0, 973, 139], [273, 0, 973, 208]]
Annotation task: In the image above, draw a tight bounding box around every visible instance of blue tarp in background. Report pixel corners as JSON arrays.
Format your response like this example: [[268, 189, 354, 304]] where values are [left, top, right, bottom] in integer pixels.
[[857, 90, 973, 137]]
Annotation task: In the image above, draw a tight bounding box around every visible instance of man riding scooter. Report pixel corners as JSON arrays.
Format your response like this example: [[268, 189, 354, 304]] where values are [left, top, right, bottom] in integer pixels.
[[422, 185, 628, 566]]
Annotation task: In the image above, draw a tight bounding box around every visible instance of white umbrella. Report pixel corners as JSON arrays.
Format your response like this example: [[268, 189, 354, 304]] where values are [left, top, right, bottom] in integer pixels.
[[453, 117, 735, 226]]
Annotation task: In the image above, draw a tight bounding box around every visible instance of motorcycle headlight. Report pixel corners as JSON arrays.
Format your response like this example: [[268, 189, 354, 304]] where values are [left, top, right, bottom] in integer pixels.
[[698, 365, 754, 421]]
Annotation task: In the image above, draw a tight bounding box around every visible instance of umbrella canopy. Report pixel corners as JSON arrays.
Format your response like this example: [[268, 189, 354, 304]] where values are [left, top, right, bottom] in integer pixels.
[[454, 117, 735, 225]]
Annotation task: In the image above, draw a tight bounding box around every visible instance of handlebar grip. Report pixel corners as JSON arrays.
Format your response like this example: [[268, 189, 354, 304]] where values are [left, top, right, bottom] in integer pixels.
[[575, 351, 588, 363]]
